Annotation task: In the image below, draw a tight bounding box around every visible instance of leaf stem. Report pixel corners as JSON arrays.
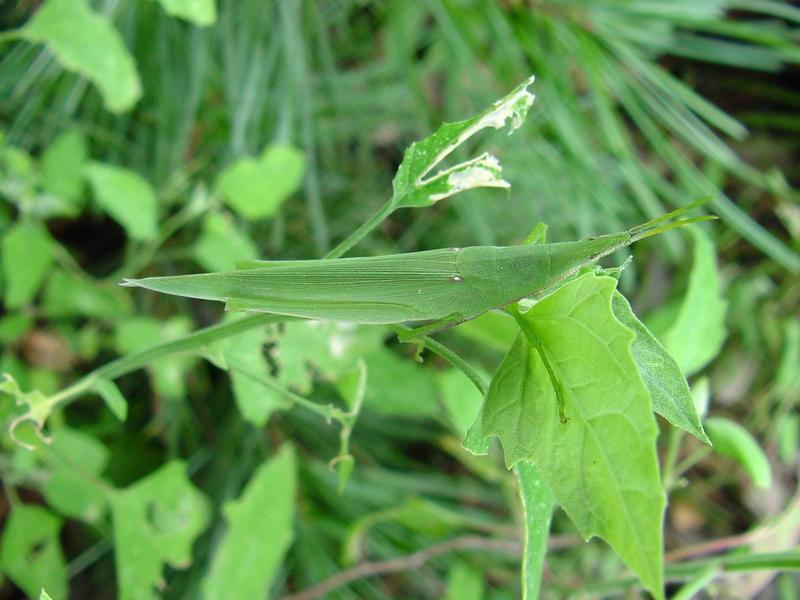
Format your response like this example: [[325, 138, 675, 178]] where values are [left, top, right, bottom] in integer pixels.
[[328, 201, 395, 258], [515, 461, 555, 600], [661, 425, 684, 490], [37, 314, 284, 417], [228, 365, 346, 424]]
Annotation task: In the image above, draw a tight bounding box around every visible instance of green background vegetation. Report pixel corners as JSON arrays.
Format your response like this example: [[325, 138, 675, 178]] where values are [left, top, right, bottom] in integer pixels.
[[0, 1, 798, 598]]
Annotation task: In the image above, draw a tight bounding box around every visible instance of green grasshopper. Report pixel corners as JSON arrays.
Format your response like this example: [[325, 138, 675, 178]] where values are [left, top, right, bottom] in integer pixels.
[[123, 200, 712, 336]]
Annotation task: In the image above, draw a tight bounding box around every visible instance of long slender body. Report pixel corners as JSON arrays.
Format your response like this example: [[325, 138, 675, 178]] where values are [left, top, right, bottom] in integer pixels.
[[124, 232, 631, 324]]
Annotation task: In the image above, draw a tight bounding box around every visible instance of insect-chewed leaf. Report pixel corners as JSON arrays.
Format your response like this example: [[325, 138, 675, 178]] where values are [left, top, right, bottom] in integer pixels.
[[111, 462, 210, 600], [391, 76, 535, 209], [214, 320, 289, 426], [0, 505, 67, 600], [465, 273, 665, 599]]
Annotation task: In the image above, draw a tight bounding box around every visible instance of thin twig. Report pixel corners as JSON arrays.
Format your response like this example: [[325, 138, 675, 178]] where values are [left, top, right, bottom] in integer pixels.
[[665, 531, 761, 563], [279, 535, 521, 600]]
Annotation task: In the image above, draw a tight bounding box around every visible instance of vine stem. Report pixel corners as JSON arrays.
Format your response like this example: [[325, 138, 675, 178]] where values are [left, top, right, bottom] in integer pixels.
[[328, 202, 395, 258]]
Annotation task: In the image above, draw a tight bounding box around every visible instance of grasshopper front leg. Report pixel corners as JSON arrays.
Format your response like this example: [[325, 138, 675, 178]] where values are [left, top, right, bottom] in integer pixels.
[[395, 312, 467, 343]]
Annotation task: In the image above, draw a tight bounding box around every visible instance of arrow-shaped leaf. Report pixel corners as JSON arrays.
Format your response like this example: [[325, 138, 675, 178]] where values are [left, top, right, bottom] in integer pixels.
[[466, 273, 665, 598]]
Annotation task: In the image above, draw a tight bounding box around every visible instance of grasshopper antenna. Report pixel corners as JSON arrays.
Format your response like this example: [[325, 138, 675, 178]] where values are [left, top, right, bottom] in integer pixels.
[[629, 196, 717, 243]]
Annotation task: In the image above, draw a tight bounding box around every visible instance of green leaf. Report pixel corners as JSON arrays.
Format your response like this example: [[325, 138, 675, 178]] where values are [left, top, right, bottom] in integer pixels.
[[41, 427, 109, 523], [467, 273, 665, 598], [42, 269, 132, 319], [192, 212, 258, 272], [216, 145, 305, 221], [114, 317, 193, 401], [663, 229, 728, 376], [155, 0, 217, 26], [612, 291, 709, 443], [92, 377, 128, 421], [41, 128, 87, 211], [438, 368, 484, 438], [23, 0, 141, 113], [111, 461, 210, 600], [0, 505, 67, 600], [362, 347, 438, 416], [705, 417, 772, 489], [515, 461, 554, 600], [0, 314, 33, 344], [216, 321, 288, 426], [40, 590, 54, 600], [203, 446, 296, 600], [392, 76, 535, 209], [273, 321, 383, 395], [86, 162, 158, 241], [1, 219, 54, 308], [443, 562, 484, 600], [455, 310, 518, 353]]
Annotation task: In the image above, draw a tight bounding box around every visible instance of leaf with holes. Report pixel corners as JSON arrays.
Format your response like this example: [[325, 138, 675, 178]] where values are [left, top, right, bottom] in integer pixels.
[[392, 76, 535, 208], [0, 505, 67, 600], [111, 461, 210, 600], [215, 319, 289, 426]]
